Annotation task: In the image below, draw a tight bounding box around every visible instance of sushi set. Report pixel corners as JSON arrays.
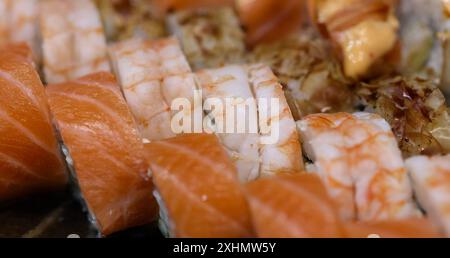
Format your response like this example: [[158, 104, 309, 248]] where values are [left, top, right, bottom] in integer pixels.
[[1, 0, 450, 238]]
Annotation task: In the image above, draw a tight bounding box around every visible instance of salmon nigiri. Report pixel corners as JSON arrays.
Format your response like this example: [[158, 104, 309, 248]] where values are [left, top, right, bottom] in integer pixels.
[[406, 155, 450, 237], [46, 72, 157, 236], [40, 0, 110, 84], [0, 43, 67, 201], [144, 133, 254, 238], [245, 174, 344, 238]]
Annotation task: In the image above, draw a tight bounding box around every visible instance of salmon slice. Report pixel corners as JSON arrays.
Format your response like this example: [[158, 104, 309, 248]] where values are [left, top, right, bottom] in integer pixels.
[[406, 155, 450, 237], [46, 72, 157, 236], [248, 64, 303, 177], [144, 133, 254, 238], [245, 174, 344, 238], [109, 37, 201, 141], [0, 43, 67, 201], [0, 0, 40, 62], [298, 112, 420, 221], [344, 219, 442, 238], [40, 0, 110, 84]]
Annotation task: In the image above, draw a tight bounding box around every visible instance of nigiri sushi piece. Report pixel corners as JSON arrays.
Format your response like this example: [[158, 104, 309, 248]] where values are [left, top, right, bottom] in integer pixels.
[[40, 0, 110, 84], [245, 174, 344, 238], [46, 72, 158, 236], [344, 219, 442, 238], [297, 112, 355, 220], [109, 37, 201, 141], [167, 7, 245, 70], [196, 65, 260, 182], [247, 64, 304, 176], [249, 30, 357, 117], [0, 0, 40, 62], [0, 43, 67, 201], [405, 155, 450, 237], [237, 0, 306, 46], [298, 112, 420, 221], [144, 133, 254, 238], [308, 0, 399, 78], [95, 0, 167, 42]]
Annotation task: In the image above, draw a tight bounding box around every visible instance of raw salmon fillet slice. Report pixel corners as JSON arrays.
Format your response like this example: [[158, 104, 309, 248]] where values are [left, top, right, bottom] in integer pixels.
[[46, 72, 157, 236], [245, 174, 344, 238], [144, 133, 254, 238], [0, 43, 67, 201]]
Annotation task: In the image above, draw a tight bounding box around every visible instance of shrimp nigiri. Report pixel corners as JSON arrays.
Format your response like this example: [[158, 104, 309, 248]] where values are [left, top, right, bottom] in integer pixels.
[[109, 37, 201, 141], [298, 112, 420, 221], [406, 154, 450, 237], [197, 64, 303, 182], [40, 0, 110, 84]]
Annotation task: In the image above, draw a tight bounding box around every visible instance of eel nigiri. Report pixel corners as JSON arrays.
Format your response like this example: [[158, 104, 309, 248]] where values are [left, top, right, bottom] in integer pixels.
[[144, 133, 254, 238], [298, 112, 420, 221], [0, 0, 40, 62], [0, 43, 67, 201], [245, 174, 344, 238], [40, 0, 110, 84], [405, 154, 450, 237], [308, 0, 399, 78], [109, 37, 201, 141], [46, 72, 157, 236], [167, 7, 245, 70]]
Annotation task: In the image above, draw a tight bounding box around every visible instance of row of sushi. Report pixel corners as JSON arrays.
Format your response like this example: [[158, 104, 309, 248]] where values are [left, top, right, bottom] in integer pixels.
[[0, 0, 450, 238], [1, 40, 450, 238], [2, 0, 450, 159]]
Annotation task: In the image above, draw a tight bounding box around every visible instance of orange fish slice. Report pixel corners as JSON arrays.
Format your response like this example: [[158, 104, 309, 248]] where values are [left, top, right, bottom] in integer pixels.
[[0, 43, 67, 201], [245, 174, 344, 238], [345, 219, 442, 238], [144, 133, 254, 238], [46, 72, 157, 236]]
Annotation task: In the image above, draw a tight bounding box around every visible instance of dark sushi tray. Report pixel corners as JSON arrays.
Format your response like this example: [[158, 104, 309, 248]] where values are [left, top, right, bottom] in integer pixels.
[[0, 191, 163, 238]]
